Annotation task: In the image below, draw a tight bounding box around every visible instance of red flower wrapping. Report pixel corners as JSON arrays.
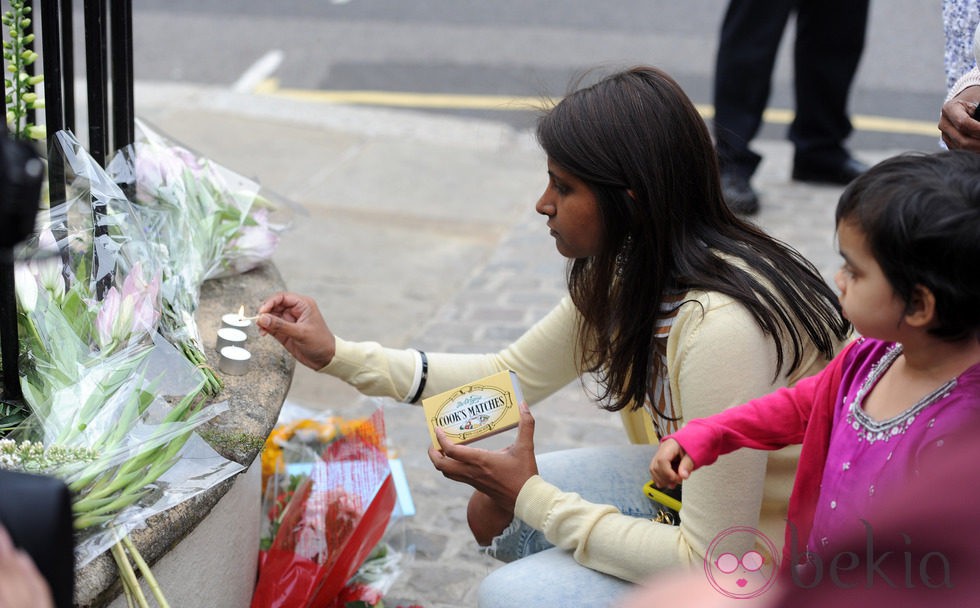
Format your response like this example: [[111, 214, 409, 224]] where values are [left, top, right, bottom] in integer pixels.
[[252, 410, 395, 608]]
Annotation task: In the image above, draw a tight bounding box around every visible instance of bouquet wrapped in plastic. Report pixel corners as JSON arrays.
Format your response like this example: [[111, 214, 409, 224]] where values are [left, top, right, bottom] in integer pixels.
[[4, 130, 245, 605], [106, 119, 291, 395], [253, 408, 397, 608]]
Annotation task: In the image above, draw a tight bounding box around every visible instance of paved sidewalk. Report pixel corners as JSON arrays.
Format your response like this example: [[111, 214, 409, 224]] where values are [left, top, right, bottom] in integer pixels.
[[137, 82, 911, 608]]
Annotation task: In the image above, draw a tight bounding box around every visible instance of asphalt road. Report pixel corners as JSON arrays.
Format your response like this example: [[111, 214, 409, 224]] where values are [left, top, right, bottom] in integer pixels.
[[124, 0, 946, 151]]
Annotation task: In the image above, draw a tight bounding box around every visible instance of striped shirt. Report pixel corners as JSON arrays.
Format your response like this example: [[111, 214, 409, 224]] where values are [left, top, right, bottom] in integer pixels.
[[646, 296, 684, 438]]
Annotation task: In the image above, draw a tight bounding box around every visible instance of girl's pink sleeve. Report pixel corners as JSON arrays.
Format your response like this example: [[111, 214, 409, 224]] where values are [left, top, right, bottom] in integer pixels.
[[666, 365, 828, 468]]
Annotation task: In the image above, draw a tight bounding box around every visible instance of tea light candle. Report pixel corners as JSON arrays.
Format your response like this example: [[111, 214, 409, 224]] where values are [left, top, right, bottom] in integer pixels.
[[216, 327, 248, 350], [218, 346, 251, 376], [221, 313, 252, 332]]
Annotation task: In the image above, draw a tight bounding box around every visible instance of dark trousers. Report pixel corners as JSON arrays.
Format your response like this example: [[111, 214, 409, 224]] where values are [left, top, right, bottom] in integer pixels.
[[712, 0, 870, 177]]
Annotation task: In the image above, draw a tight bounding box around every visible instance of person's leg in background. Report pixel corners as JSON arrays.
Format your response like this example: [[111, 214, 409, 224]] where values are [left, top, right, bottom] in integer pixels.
[[790, 0, 871, 184], [713, 0, 795, 215]]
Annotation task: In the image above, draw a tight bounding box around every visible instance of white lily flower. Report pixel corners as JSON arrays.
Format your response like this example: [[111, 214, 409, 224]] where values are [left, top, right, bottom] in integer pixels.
[[36, 258, 66, 302], [14, 264, 38, 312]]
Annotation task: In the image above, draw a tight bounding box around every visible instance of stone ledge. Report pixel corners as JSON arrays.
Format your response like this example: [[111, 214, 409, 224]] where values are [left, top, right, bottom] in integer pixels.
[[74, 262, 294, 607]]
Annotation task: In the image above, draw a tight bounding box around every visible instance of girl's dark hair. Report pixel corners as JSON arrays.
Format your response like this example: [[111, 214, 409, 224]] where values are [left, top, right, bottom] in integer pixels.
[[835, 150, 980, 342], [536, 65, 849, 414]]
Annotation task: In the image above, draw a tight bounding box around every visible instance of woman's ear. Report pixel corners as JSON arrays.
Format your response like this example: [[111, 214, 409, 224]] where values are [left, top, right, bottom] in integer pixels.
[[626, 189, 636, 201], [904, 284, 937, 328]]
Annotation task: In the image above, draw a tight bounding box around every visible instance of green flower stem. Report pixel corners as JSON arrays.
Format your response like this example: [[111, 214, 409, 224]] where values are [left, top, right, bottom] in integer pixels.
[[67, 461, 111, 495], [68, 440, 152, 496], [93, 387, 152, 454], [71, 405, 197, 492], [76, 483, 155, 525], [56, 350, 151, 445], [123, 535, 171, 608], [75, 467, 146, 503], [110, 540, 149, 608], [71, 513, 114, 530], [69, 368, 205, 501], [83, 449, 182, 510], [162, 390, 206, 423], [73, 458, 164, 514], [178, 340, 222, 396], [2, 0, 43, 141], [74, 489, 149, 524], [69, 423, 190, 495], [66, 494, 116, 513], [72, 426, 194, 522], [123, 582, 136, 608], [18, 313, 49, 361], [71, 385, 204, 496]]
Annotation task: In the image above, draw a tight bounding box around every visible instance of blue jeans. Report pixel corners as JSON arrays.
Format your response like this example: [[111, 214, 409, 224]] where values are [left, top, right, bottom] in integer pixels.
[[477, 445, 659, 608]]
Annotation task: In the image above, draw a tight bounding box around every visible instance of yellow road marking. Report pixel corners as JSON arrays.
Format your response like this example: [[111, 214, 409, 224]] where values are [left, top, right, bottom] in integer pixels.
[[256, 79, 940, 138]]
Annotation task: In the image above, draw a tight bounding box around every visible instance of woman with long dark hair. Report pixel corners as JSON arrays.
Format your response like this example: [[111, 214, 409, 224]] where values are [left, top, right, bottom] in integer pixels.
[[259, 66, 850, 607]]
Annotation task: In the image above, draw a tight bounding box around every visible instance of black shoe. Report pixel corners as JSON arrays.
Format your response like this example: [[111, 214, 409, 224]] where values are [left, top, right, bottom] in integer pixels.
[[792, 157, 869, 186], [720, 172, 759, 215]]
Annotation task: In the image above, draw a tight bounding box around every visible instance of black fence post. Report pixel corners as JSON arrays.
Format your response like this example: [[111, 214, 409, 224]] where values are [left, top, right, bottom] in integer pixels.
[[0, 254, 19, 402], [62, 0, 75, 134], [110, 0, 133, 155], [84, 0, 108, 166], [40, 0, 66, 206], [84, 0, 110, 299]]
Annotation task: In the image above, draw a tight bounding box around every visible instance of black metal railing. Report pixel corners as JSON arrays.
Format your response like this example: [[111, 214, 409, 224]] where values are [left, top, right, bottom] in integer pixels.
[[0, 0, 134, 404], [41, 0, 134, 167]]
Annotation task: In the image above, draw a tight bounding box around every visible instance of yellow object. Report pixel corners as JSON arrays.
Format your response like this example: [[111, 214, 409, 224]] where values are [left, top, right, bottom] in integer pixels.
[[260, 415, 384, 493], [643, 481, 682, 512], [422, 370, 524, 449]]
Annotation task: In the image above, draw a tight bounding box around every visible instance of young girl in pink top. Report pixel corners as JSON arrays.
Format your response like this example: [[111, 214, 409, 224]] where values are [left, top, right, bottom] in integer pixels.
[[650, 150, 980, 572]]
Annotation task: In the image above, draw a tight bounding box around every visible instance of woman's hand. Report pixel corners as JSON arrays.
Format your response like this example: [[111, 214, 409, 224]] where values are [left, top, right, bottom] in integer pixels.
[[257, 292, 336, 370], [428, 403, 538, 512], [939, 85, 980, 152], [649, 438, 696, 489]]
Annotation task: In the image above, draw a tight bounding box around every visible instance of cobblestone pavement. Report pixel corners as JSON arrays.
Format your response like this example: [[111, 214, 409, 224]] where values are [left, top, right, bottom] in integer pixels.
[[138, 82, 920, 608]]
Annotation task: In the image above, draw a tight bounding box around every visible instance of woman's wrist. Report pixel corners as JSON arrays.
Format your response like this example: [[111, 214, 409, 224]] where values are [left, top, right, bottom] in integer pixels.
[[406, 349, 428, 403]]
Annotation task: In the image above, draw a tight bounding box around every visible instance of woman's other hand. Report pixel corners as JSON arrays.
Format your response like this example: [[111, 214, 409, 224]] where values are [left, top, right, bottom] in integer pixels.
[[428, 403, 538, 512], [257, 291, 336, 370], [649, 438, 695, 489], [939, 86, 980, 152]]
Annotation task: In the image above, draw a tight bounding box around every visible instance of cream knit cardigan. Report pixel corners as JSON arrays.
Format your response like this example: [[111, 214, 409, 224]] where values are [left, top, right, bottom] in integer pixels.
[[322, 293, 832, 582]]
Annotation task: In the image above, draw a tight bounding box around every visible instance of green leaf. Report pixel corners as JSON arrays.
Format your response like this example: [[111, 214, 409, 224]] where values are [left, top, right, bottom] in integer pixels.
[[0, 409, 27, 431]]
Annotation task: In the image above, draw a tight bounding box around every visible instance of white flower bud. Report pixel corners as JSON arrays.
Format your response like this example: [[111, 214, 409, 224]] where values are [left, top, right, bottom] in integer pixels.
[[14, 264, 37, 312]]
